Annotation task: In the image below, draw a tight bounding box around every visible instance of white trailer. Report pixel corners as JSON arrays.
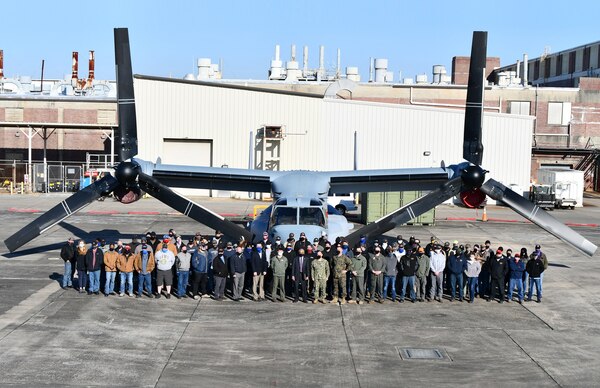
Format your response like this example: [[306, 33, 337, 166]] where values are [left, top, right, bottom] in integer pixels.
[[537, 169, 584, 208]]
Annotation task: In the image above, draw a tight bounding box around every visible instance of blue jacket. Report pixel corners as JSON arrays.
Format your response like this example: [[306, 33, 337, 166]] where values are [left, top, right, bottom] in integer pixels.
[[508, 259, 525, 280], [229, 252, 247, 274], [448, 253, 468, 275], [191, 249, 208, 273]]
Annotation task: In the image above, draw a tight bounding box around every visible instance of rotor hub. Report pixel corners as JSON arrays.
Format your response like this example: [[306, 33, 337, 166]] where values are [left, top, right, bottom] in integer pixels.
[[115, 161, 140, 188], [461, 165, 486, 189]]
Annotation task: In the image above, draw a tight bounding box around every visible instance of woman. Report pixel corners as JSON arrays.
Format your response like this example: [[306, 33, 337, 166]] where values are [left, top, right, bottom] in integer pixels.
[[75, 240, 88, 293]]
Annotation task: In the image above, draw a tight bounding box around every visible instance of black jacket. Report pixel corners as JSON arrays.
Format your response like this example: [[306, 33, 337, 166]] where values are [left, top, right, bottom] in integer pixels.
[[60, 243, 75, 263], [489, 255, 509, 279], [526, 258, 545, 278], [85, 249, 104, 272], [292, 255, 311, 279], [212, 255, 229, 277], [228, 253, 247, 274], [250, 250, 268, 274], [399, 254, 419, 277]]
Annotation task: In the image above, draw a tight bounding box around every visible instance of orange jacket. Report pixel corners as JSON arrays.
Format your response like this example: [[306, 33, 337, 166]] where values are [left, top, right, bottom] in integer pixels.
[[117, 252, 136, 273], [134, 251, 155, 273], [103, 251, 120, 272]]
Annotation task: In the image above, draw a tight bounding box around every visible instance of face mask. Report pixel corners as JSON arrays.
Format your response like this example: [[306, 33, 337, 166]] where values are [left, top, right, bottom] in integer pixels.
[[375, 249, 381, 254], [245, 247, 252, 252], [381, 243, 388, 250], [300, 237, 305, 241], [109, 247, 114, 251], [360, 238, 366, 244], [78, 243, 84, 248], [286, 247, 292, 252], [435, 249, 441, 253], [399, 248, 405, 253], [277, 251, 283, 256], [256, 247, 262, 253], [470, 255, 475, 260], [162, 248, 168, 253]]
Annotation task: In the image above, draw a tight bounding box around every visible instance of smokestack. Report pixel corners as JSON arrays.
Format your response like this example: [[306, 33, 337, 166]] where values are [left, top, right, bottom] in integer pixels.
[[303, 45, 308, 75], [0, 50, 3, 79], [336, 48, 341, 78], [88, 50, 95, 81], [275, 45, 280, 61], [291, 44, 296, 61], [369, 57, 373, 82], [516, 59, 521, 79], [318, 45, 325, 78], [71, 51, 78, 86], [523, 53, 528, 86]]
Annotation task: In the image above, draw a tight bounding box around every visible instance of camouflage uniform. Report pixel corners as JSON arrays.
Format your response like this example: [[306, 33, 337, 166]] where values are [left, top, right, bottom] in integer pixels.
[[331, 254, 353, 303], [311, 258, 330, 303]]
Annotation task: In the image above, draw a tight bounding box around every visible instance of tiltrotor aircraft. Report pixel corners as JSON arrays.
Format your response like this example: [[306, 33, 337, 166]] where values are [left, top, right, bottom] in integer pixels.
[[4, 29, 597, 257]]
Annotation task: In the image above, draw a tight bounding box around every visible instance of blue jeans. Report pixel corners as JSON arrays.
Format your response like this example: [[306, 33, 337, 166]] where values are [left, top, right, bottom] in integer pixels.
[[177, 271, 190, 297], [77, 270, 87, 290], [104, 271, 116, 295], [449, 273, 464, 299], [400, 275, 416, 301], [467, 277, 478, 301], [539, 272, 544, 293], [528, 278, 542, 300], [383, 275, 397, 300], [508, 278, 524, 301], [88, 270, 101, 292], [120, 272, 133, 294], [138, 273, 152, 295], [62, 261, 73, 288]]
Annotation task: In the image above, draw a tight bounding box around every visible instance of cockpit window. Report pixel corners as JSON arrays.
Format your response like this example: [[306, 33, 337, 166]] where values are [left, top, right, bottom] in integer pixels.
[[299, 207, 325, 226], [272, 207, 297, 225]]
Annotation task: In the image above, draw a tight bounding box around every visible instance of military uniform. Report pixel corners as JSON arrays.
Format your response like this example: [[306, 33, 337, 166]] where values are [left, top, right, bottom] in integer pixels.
[[311, 258, 330, 303], [350, 254, 367, 303], [368, 253, 386, 302], [331, 254, 353, 303], [270, 255, 288, 302]]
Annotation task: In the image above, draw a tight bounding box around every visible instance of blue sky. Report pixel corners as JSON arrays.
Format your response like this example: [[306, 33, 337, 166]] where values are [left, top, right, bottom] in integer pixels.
[[2, 0, 599, 81]]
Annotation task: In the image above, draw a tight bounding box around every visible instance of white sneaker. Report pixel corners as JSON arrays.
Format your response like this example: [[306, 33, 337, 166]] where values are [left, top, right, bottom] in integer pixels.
[[119, 293, 124, 297], [128, 292, 133, 297]]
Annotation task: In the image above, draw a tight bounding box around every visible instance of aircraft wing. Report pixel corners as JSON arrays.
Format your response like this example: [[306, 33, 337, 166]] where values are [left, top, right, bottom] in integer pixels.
[[323, 167, 451, 194], [142, 161, 281, 192]]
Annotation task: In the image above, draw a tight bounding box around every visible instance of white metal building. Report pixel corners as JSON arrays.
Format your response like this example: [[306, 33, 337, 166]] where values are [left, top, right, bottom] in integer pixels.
[[134, 75, 534, 197]]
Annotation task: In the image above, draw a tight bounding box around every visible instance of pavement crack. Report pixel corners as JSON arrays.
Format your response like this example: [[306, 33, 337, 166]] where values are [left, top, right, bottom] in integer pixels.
[[503, 329, 562, 387], [338, 304, 362, 388]]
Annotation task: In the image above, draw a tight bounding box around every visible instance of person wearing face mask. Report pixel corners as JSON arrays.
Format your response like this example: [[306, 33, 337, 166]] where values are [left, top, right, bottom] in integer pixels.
[[465, 251, 481, 303], [507, 253, 525, 303], [382, 246, 398, 302], [155, 243, 176, 299], [134, 244, 155, 298], [60, 237, 76, 289], [429, 244, 446, 302], [212, 248, 228, 301], [85, 242, 104, 295], [368, 246, 386, 303], [271, 246, 288, 302], [103, 243, 120, 297], [526, 250, 545, 303], [294, 232, 309, 253], [414, 247, 430, 302], [520, 247, 529, 290], [529, 244, 547, 294], [174, 245, 191, 299], [488, 250, 508, 303], [478, 240, 493, 299], [447, 246, 468, 302], [250, 242, 269, 302], [75, 240, 88, 293], [292, 248, 310, 303], [318, 231, 330, 248], [117, 245, 136, 297], [347, 247, 367, 304], [229, 245, 247, 302], [311, 251, 330, 303], [190, 243, 208, 300], [398, 248, 419, 303], [331, 244, 353, 304]]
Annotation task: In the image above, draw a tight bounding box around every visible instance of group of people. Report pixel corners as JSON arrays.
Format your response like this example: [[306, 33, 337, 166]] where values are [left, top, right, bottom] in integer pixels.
[[60, 229, 548, 304]]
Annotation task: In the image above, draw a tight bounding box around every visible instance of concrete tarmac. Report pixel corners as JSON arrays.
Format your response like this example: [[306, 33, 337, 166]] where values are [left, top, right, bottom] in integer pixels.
[[0, 194, 599, 387]]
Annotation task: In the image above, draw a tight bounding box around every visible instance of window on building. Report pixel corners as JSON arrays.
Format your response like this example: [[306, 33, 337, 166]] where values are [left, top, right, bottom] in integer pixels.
[[544, 58, 551, 78], [547, 102, 572, 125], [534, 60, 540, 79], [509, 101, 531, 115], [569, 51, 576, 73], [556, 54, 563, 77], [583, 47, 591, 70]]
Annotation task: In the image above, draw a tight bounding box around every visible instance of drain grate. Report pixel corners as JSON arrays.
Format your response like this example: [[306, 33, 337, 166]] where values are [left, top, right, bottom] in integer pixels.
[[397, 347, 450, 361]]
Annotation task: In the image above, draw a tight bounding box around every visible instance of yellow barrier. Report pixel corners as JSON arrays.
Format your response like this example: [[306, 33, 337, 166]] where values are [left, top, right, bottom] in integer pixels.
[[253, 204, 268, 218]]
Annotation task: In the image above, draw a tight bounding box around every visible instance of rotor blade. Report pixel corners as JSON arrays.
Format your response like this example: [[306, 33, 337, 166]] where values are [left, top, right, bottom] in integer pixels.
[[138, 173, 253, 242], [463, 31, 487, 166], [4, 175, 119, 252], [114, 28, 138, 161], [345, 176, 463, 246], [480, 178, 597, 257]]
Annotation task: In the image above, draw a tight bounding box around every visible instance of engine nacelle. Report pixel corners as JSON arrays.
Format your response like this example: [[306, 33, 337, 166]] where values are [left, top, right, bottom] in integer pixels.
[[113, 185, 142, 204], [460, 188, 487, 208]]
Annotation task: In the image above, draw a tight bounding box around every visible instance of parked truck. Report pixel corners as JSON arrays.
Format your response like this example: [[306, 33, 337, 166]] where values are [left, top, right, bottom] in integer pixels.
[[536, 168, 584, 209]]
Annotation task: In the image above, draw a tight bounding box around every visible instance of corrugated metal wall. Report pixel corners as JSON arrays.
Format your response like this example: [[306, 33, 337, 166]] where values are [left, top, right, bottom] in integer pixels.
[[134, 77, 534, 192]]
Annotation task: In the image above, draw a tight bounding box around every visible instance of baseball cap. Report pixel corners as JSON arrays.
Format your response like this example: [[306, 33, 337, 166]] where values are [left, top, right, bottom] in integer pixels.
[[496, 249, 503, 254], [535, 244, 541, 249], [163, 238, 169, 243]]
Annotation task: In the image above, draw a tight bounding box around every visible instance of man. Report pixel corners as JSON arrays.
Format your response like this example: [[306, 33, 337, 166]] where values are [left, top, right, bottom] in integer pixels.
[[250, 242, 268, 301], [228, 245, 247, 301], [212, 247, 228, 301], [207, 240, 219, 293], [349, 247, 367, 304], [271, 246, 288, 302], [85, 242, 104, 295], [488, 250, 509, 303], [415, 247, 430, 302], [134, 244, 155, 298], [311, 250, 330, 303], [260, 232, 271, 248], [60, 237, 76, 289], [368, 246, 386, 303], [526, 252, 545, 303], [530, 244, 548, 294], [478, 240, 493, 298], [331, 244, 353, 304], [465, 251, 481, 303], [176, 245, 192, 299], [155, 243, 176, 299], [382, 247, 398, 302], [448, 247, 468, 302], [117, 245, 136, 297], [508, 253, 525, 303], [399, 249, 419, 303], [429, 244, 446, 302], [292, 248, 310, 303], [103, 242, 120, 297], [190, 243, 209, 300]]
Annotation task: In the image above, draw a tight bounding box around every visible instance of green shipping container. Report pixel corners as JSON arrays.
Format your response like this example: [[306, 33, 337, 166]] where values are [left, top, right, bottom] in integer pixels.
[[360, 191, 435, 225]]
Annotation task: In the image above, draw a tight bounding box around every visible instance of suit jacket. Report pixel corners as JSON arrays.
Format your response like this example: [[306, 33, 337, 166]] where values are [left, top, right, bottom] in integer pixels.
[[212, 255, 229, 277], [250, 250, 268, 274], [292, 255, 310, 279]]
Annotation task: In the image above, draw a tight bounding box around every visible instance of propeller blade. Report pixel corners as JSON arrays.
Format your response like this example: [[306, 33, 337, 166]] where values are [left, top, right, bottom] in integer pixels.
[[345, 176, 463, 246], [463, 31, 487, 166], [4, 175, 119, 252], [480, 178, 597, 257], [114, 28, 138, 161], [138, 173, 253, 242]]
